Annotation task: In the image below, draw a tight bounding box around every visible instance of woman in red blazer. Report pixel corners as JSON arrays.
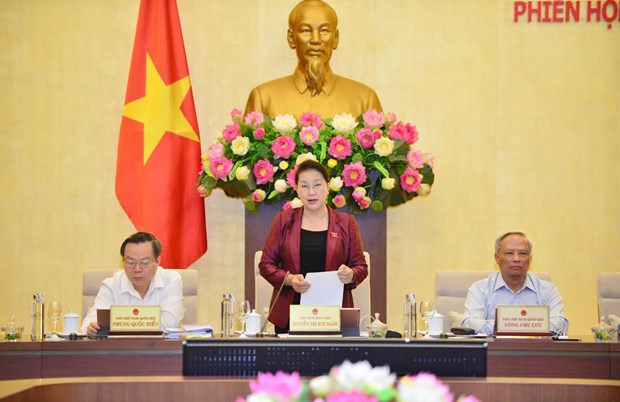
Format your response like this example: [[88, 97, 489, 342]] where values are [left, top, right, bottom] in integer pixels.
[[259, 160, 368, 332]]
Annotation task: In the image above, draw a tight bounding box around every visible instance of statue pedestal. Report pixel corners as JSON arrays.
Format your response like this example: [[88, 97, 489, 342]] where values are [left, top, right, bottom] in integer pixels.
[[244, 204, 387, 321]]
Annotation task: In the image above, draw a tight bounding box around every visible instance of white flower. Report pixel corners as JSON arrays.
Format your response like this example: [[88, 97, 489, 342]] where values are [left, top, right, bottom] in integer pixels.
[[295, 152, 318, 166], [231, 136, 250, 156], [381, 177, 395, 190], [332, 112, 358, 133], [334, 360, 395, 393], [246, 393, 275, 402], [397, 373, 453, 402], [290, 197, 303, 208], [329, 177, 343, 192], [274, 179, 288, 193], [235, 166, 251, 180], [417, 182, 431, 196], [308, 375, 332, 397], [374, 137, 394, 157], [273, 114, 297, 133]]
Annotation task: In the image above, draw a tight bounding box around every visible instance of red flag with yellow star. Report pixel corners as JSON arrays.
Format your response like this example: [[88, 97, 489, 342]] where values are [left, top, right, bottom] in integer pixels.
[[115, 0, 207, 268]]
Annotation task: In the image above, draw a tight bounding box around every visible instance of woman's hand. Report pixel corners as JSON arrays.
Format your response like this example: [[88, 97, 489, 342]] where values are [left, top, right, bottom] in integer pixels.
[[289, 273, 311, 293], [337, 265, 354, 284]]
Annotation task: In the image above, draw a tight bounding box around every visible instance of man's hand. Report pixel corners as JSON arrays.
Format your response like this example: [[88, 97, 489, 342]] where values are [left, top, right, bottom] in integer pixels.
[[86, 322, 100, 337]]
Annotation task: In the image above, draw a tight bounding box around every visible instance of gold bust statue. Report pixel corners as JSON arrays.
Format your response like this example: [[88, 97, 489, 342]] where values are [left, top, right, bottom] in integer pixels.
[[244, 0, 382, 118]]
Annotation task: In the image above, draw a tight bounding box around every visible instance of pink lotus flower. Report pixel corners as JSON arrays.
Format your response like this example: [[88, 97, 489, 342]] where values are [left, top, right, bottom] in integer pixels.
[[362, 109, 386, 129], [300, 126, 320, 145], [244, 111, 264, 128], [253, 127, 266, 140], [400, 167, 422, 193], [352, 187, 366, 202], [282, 201, 292, 210], [397, 372, 454, 402], [425, 153, 436, 168], [332, 194, 346, 208], [386, 112, 397, 124], [286, 166, 299, 188], [355, 128, 376, 149], [207, 142, 224, 159], [325, 390, 379, 402], [272, 135, 296, 159], [300, 112, 324, 129], [253, 160, 275, 185], [209, 156, 233, 179], [389, 121, 419, 145], [230, 108, 243, 122], [407, 149, 424, 169], [328, 135, 353, 160], [222, 123, 242, 142], [248, 371, 304, 399], [342, 162, 367, 187], [251, 189, 266, 203]]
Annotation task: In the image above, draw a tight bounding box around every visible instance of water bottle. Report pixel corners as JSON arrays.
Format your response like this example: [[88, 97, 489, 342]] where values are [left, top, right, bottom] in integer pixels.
[[220, 293, 233, 338], [403, 293, 416, 339], [31, 293, 45, 341]]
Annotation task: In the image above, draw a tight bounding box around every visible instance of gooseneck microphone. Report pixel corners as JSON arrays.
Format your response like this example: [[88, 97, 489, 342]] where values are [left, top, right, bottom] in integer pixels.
[[256, 272, 289, 337]]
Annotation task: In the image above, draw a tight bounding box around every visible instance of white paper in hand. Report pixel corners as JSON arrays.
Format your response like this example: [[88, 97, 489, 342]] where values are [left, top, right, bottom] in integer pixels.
[[300, 271, 343, 306]]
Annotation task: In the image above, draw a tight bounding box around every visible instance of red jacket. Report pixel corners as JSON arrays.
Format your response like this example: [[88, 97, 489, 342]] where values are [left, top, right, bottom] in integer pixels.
[[259, 207, 368, 328]]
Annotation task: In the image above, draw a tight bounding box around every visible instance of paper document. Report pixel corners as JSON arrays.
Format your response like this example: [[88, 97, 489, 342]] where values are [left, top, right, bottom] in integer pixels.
[[300, 271, 344, 306]]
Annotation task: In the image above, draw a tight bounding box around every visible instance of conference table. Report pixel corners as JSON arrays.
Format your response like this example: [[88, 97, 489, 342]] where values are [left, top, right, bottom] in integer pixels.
[[1, 336, 619, 401]]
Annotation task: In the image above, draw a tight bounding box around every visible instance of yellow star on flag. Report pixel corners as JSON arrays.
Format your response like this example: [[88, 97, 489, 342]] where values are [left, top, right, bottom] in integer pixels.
[[123, 53, 199, 165]]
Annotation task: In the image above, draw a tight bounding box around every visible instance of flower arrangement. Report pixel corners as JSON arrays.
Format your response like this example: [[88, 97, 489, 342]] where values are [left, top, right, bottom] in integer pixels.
[[235, 360, 479, 402], [197, 109, 435, 214]]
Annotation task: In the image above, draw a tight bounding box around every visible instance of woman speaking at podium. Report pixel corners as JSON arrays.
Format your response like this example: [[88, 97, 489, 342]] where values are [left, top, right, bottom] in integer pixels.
[[259, 160, 368, 334]]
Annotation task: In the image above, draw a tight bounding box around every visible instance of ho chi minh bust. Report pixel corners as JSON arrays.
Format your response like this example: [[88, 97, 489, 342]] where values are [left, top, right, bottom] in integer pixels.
[[244, 0, 382, 118]]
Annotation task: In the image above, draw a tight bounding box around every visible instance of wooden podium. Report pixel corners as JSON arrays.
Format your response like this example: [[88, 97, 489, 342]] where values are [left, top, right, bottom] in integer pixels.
[[244, 203, 387, 321]]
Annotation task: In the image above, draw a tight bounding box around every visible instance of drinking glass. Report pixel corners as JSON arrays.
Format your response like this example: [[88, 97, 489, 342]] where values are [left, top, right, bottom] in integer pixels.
[[48, 301, 62, 340], [236, 300, 251, 337], [419, 301, 436, 338]]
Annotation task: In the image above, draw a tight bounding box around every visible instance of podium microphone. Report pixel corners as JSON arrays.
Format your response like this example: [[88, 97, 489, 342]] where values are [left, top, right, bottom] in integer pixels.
[[256, 272, 289, 337]]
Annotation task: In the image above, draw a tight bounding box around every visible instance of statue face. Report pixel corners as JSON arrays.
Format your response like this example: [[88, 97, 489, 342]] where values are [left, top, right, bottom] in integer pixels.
[[288, 3, 339, 70]]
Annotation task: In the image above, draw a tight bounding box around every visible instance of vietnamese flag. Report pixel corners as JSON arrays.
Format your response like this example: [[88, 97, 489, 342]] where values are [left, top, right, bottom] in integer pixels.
[[115, 0, 207, 268]]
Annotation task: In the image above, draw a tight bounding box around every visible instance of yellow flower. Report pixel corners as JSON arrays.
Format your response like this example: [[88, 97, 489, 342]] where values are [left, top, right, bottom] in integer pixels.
[[295, 152, 317, 166], [231, 136, 250, 156], [279, 161, 289, 170], [381, 177, 395, 190], [329, 177, 344, 192], [417, 182, 431, 196], [235, 166, 250, 180], [327, 159, 338, 168], [374, 137, 394, 157]]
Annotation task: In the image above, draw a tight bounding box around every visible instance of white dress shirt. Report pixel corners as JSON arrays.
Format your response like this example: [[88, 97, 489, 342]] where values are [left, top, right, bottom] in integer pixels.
[[81, 267, 183, 332], [461, 272, 569, 334]]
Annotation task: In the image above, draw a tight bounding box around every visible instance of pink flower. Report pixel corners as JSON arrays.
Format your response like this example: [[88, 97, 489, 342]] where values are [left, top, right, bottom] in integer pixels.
[[358, 196, 371, 209], [248, 371, 304, 399], [209, 156, 233, 179], [253, 127, 266, 140], [253, 160, 275, 185], [223, 123, 242, 142], [355, 128, 376, 149], [386, 112, 397, 123], [332, 194, 346, 208], [272, 135, 296, 159], [328, 135, 353, 160], [230, 108, 243, 122], [300, 112, 324, 129], [425, 153, 436, 168], [286, 166, 299, 188], [407, 149, 424, 169], [207, 142, 224, 159], [362, 109, 386, 129], [352, 187, 366, 202], [342, 162, 367, 187], [400, 167, 422, 193], [244, 111, 264, 128], [282, 201, 292, 210], [251, 189, 266, 203], [389, 121, 419, 145], [325, 390, 378, 402], [458, 396, 481, 402], [300, 126, 320, 145]]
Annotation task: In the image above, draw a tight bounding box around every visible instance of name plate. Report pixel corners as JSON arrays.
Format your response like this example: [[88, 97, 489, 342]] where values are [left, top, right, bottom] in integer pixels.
[[110, 305, 162, 333], [495, 305, 551, 336], [289, 305, 341, 335]]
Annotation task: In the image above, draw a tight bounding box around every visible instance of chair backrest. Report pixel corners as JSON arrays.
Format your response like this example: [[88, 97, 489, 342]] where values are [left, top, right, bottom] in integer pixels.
[[435, 270, 550, 330], [597, 272, 620, 320], [82, 268, 199, 324], [254, 251, 371, 318]]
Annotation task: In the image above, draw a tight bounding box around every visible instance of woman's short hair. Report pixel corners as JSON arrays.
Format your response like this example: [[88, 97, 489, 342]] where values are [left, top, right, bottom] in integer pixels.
[[295, 160, 329, 184]]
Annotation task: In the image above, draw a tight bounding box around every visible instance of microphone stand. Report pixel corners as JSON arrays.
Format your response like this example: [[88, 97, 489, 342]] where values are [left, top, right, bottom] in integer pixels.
[[256, 272, 289, 338]]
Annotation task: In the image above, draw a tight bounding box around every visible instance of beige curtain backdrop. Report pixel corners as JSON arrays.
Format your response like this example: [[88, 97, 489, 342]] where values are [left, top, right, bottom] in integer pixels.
[[0, 0, 618, 336]]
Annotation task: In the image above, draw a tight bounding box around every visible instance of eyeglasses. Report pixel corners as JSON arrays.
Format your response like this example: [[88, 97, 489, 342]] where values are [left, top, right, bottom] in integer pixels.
[[298, 183, 325, 193], [123, 258, 154, 269]]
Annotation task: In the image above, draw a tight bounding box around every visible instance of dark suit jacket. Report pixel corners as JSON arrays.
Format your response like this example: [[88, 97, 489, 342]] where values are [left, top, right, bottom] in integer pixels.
[[259, 207, 368, 328]]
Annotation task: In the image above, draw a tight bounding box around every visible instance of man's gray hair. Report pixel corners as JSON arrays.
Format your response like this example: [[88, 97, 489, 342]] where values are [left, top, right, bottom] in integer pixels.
[[494, 231, 533, 254]]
